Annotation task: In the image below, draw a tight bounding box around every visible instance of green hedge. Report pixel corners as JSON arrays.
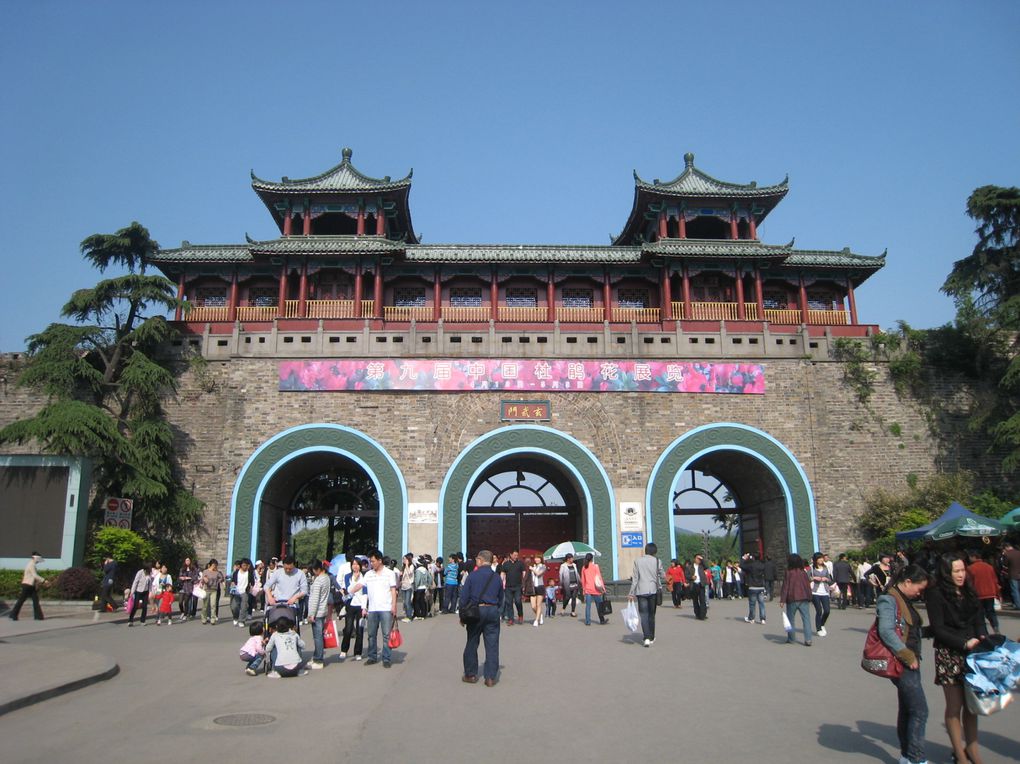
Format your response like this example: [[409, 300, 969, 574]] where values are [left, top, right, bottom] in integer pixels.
[[0, 569, 66, 600]]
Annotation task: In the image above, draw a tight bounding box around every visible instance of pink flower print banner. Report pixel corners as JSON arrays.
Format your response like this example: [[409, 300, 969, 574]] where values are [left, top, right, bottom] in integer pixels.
[[279, 360, 765, 394]]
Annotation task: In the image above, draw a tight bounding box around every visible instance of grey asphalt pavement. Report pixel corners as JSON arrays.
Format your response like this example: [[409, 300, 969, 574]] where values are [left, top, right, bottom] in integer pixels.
[[0, 598, 1017, 764]]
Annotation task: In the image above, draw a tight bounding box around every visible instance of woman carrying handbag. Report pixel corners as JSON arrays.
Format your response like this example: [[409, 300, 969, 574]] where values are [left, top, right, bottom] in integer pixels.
[[876, 564, 930, 764]]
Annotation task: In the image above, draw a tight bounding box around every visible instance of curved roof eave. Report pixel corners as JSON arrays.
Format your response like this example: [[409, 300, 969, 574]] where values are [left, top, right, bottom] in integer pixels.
[[250, 147, 413, 194]]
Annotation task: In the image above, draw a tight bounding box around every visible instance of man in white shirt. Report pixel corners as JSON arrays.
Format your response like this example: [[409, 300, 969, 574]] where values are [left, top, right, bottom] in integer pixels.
[[353, 549, 398, 668]]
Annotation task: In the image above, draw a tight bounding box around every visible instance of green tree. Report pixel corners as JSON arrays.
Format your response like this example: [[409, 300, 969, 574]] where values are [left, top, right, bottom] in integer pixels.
[[943, 185, 1020, 468], [0, 223, 203, 537]]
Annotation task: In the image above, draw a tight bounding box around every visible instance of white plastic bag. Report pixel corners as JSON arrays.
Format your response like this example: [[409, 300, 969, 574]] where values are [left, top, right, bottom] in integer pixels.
[[782, 611, 793, 632], [622, 601, 640, 633]]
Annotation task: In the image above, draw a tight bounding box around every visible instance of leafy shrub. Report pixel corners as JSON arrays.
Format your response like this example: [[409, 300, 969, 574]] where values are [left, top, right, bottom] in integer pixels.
[[88, 526, 158, 572], [54, 566, 99, 599], [0, 569, 63, 599]]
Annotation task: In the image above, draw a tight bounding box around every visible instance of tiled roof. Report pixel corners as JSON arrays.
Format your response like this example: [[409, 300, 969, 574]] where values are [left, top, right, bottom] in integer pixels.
[[149, 244, 252, 263], [634, 153, 788, 199], [406, 244, 644, 264], [248, 236, 406, 254], [644, 239, 791, 258], [785, 248, 886, 269], [251, 147, 412, 194]]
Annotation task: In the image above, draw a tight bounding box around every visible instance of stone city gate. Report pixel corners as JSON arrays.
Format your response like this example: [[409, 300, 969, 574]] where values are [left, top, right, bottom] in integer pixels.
[[228, 420, 813, 577]]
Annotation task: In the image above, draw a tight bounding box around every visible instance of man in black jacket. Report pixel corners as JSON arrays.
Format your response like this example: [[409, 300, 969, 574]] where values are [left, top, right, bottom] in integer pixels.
[[99, 557, 118, 612], [763, 556, 777, 601], [685, 554, 709, 621], [740, 553, 766, 624]]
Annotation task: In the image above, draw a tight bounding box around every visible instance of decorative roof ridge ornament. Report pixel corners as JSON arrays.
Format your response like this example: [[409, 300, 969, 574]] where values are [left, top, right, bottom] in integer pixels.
[[633, 152, 788, 194], [250, 147, 413, 190]]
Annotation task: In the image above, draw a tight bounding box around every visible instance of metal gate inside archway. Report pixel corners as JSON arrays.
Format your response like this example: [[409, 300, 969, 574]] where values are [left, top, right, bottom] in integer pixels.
[[465, 456, 584, 558]]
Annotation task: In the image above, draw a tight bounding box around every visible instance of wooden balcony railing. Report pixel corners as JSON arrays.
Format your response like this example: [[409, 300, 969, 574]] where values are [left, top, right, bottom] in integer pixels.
[[808, 309, 848, 325], [611, 307, 660, 323], [384, 306, 433, 322], [236, 306, 278, 321], [499, 306, 548, 322], [284, 300, 301, 318], [689, 302, 740, 321], [764, 309, 802, 324], [557, 307, 604, 322], [185, 305, 229, 322], [307, 299, 356, 319], [743, 303, 759, 320], [441, 306, 490, 322]]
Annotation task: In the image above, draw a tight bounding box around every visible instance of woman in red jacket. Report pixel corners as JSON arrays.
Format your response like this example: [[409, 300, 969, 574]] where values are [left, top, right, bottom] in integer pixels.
[[779, 554, 813, 646], [580, 553, 607, 626]]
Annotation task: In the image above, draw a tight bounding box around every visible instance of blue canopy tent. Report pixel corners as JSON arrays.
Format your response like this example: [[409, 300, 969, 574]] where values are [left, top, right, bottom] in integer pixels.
[[895, 502, 988, 543]]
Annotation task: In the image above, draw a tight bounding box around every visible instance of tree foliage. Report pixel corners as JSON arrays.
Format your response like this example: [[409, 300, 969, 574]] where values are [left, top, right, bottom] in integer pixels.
[[0, 223, 202, 537]]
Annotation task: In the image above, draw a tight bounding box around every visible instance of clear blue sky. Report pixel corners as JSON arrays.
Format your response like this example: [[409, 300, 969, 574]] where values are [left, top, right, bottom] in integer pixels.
[[2, 1, 1018, 352]]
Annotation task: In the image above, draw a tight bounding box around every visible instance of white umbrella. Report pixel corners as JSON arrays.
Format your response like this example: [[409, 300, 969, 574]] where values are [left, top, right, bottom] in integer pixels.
[[543, 541, 601, 560]]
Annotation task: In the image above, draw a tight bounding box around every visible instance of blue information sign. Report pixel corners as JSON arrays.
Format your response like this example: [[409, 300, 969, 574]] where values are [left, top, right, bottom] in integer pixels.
[[621, 532, 644, 548]]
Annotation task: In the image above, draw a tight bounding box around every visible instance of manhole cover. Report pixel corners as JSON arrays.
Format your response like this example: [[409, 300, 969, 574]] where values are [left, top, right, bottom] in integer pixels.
[[213, 713, 276, 727]]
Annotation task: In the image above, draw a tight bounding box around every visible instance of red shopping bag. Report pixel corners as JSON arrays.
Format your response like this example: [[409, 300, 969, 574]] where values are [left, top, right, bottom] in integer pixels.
[[388, 624, 403, 649], [323, 619, 338, 649]]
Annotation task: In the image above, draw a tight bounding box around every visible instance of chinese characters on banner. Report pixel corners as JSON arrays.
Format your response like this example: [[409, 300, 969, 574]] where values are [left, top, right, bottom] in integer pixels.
[[279, 359, 765, 394]]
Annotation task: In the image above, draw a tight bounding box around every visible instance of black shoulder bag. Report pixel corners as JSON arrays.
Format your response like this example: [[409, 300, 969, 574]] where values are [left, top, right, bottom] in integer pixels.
[[460, 571, 500, 626]]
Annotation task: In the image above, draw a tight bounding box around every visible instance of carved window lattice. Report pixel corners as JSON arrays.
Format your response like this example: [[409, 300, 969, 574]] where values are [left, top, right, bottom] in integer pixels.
[[394, 287, 427, 307], [506, 288, 537, 308], [249, 287, 277, 307], [450, 287, 482, 307], [195, 287, 227, 306], [562, 288, 593, 308], [618, 288, 649, 309]]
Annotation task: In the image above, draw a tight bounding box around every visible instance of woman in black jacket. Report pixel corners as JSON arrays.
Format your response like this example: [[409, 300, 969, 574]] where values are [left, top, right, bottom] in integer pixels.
[[925, 553, 987, 764]]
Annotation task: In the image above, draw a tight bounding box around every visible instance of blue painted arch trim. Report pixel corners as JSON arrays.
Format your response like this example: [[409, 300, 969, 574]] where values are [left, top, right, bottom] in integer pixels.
[[645, 422, 818, 561], [228, 423, 408, 563]]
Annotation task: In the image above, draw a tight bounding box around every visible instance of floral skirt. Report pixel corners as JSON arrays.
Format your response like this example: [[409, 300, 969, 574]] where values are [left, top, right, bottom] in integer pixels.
[[933, 644, 965, 686]]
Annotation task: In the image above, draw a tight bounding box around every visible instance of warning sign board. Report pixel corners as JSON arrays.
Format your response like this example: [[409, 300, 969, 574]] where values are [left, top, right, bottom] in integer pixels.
[[104, 498, 133, 529]]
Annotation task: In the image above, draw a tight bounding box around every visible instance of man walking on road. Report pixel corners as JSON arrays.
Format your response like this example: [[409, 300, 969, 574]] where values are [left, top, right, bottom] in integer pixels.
[[686, 554, 709, 621], [629, 542, 665, 646], [499, 550, 525, 625], [460, 550, 503, 687], [351, 549, 398, 668], [9, 552, 47, 621]]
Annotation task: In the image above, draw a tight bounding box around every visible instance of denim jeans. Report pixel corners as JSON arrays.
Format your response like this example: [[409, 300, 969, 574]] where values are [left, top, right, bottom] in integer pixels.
[[401, 589, 413, 619], [241, 651, 264, 672], [230, 592, 250, 623], [443, 585, 459, 613], [311, 616, 325, 662], [747, 587, 766, 622], [505, 588, 523, 621], [636, 594, 656, 640], [785, 600, 811, 644], [366, 610, 394, 662], [812, 595, 831, 631], [584, 593, 604, 625], [463, 605, 500, 680], [892, 667, 927, 763], [1011, 578, 1020, 611]]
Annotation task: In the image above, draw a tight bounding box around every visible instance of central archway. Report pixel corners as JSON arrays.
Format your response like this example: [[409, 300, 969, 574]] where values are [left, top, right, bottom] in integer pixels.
[[440, 425, 619, 578]]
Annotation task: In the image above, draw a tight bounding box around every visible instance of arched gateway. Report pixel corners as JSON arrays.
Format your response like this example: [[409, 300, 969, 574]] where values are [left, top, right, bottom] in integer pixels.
[[228, 424, 407, 563], [647, 423, 818, 561], [440, 425, 620, 578]]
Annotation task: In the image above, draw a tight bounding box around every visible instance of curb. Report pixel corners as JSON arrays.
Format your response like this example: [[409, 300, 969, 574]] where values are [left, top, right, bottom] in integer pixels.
[[0, 647, 119, 717]]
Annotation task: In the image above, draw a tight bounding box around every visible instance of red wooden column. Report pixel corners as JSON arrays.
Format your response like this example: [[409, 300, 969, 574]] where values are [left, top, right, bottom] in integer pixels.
[[748, 213, 758, 240], [798, 275, 809, 324], [433, 266, 441, 321], [277, 262, 288, 318], [490, 267, 499, 321], [373, 259, 383, 319], [658, 211, 668, 240], [175, 272, 185, 321], [846, 276, 858, 324], [735, 264, 745, 320], [357, 203, 366, 236], [376, 203, 386, 236], [547, 267, 556, 322], [298, 260, 308, 318], [681, 263, 692, 320], [754, 267, 765, 322], [353, 261, 363, 318], [602, 268, 612, 321], [228, 270, 239, 322], [661, 264, 672, 321], [678, 209, 687, 239], [729, 211, 739, 240], [282, 209, 293, 236], [302, 203, 311, 235]]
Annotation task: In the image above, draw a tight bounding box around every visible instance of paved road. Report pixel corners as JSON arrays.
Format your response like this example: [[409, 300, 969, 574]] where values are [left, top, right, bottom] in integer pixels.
[[1, 599, 1017, 763]]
